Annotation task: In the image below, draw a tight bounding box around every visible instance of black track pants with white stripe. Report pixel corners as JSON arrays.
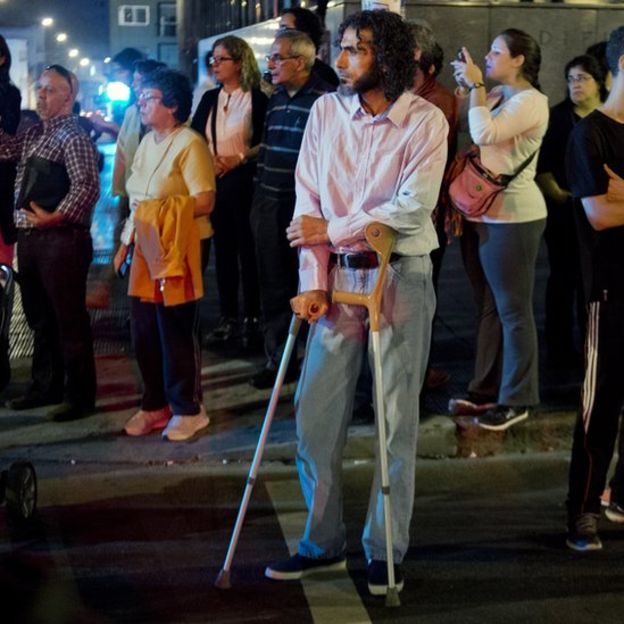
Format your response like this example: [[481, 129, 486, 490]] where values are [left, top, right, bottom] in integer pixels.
[[567, 300, 624, 516]]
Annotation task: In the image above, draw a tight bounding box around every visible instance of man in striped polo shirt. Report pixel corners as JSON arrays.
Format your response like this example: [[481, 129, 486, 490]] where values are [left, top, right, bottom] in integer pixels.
[[249, 29, 335, 389]]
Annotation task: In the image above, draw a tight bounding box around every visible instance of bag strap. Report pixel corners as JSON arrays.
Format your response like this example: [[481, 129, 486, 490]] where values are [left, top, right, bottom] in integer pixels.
[[500, 150, 538, 185]]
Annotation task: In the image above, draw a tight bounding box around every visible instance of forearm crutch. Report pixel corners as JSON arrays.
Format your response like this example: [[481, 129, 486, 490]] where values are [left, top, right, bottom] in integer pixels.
[[215, 315, 302, 589], [332, 222, 400, 608]]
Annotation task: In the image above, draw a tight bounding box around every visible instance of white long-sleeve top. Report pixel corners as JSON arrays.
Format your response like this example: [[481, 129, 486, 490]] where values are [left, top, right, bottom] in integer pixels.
[[467, 86, 549, 224]]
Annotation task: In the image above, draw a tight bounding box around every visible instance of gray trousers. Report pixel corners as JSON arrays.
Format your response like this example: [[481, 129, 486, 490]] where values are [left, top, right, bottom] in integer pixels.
[[460, 219, 545, 406], [295, 255, 435, 563]]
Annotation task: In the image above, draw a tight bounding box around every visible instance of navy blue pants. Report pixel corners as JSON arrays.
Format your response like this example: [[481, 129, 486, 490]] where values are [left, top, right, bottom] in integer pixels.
[[131, 297, 201, 415]]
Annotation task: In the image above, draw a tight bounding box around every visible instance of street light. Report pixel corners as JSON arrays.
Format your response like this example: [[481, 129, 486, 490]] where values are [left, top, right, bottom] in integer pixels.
[[41, 17, 54, 27], [56, 33, 68, 43], [79, 57, 90, 67], [68, 48, 79, 58]]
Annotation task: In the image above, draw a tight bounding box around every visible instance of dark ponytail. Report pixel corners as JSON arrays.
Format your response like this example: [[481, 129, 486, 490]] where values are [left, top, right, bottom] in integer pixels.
[[500, 28, 541, 91]]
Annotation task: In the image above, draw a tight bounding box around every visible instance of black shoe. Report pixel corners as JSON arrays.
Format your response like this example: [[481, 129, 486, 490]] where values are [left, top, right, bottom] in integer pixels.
[[367, 559, 404, 596], [476, 404, 529, 431], [265, 553, 346, 581], [204, 317, 239, 346], [241, 316, 262, 350], [250, 365, 299, 390], [50, 402, 95, 422], [7, 393, 63, 411], [566, 513, 602, 551]]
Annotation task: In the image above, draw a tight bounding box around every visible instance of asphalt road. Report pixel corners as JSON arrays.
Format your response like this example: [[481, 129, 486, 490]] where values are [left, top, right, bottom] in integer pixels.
[[1, 452, 623, 624]]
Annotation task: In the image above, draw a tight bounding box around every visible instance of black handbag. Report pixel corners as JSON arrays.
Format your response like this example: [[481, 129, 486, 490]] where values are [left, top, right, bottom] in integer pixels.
[[16, 155, 70, 213]]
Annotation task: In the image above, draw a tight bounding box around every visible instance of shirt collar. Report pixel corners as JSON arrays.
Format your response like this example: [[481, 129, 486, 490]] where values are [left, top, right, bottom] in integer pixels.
[[42, 113, 74, 131], [348, 90, 410, 127], [276, 73, 318, 99]]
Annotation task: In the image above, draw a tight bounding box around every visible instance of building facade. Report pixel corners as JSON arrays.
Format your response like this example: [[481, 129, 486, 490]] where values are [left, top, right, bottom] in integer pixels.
[[109, 0, 178, 66]]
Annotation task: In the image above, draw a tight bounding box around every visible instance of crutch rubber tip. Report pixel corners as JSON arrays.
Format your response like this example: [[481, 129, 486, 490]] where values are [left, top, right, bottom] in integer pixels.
[[385, 587, 401, 608], [214, 569, 232, 589]]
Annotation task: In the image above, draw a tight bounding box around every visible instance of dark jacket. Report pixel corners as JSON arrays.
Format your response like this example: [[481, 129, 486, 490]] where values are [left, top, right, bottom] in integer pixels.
[[0, 80, 21, 245]]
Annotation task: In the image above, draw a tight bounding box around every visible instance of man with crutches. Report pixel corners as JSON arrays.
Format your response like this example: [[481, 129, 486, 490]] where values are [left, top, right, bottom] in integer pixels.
[[264, 10, 448, 599]]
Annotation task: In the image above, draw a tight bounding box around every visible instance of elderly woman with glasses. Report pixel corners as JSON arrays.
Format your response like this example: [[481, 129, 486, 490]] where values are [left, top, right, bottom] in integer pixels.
[[191, 35, 268, 348], [121, 68, 216, 441]]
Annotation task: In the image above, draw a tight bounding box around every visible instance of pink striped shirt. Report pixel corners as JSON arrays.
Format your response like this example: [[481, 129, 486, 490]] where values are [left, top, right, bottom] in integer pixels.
[[294, 90, 448, 292]]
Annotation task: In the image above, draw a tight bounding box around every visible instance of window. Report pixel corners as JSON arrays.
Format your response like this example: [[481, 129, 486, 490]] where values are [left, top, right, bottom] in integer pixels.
[[158, 3, 176, 37], [118, 5, 150, 26], [158, 43, 178, 68]]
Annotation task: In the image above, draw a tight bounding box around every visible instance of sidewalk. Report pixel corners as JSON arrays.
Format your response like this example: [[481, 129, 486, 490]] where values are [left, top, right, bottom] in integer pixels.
[[0, 145, 583, 469]]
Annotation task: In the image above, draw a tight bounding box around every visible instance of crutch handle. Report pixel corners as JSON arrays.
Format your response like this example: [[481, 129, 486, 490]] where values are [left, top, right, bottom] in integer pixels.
[[332, 222, 397, 332]]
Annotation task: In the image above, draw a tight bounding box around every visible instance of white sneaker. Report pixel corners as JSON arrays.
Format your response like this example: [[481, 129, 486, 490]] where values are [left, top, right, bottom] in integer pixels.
[[162, 406, 209, 441], [124, 406, 171, 436]]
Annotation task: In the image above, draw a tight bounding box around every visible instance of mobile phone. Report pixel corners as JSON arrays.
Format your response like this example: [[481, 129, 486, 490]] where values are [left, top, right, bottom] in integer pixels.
[[456, 48, 466, 62]]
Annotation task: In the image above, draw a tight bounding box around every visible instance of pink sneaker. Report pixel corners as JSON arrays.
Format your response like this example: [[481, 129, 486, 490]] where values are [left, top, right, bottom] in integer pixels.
[[162, 406, 209, 441], [124, 406, 172, 436]]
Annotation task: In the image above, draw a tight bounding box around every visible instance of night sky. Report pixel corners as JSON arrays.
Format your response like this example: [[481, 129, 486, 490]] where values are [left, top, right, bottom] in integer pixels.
[[0, 0, 110, 60]]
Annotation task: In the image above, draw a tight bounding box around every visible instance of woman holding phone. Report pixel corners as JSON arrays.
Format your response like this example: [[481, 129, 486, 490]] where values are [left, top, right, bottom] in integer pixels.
[[449, 29, 549, 431]]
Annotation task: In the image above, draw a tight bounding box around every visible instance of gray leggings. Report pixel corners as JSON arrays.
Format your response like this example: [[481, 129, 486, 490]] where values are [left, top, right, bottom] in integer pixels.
[[460, 219, 545, 406]]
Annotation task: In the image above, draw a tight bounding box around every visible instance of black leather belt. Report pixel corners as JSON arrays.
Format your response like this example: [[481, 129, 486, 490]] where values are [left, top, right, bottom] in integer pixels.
[[329, 251, 400, 269]]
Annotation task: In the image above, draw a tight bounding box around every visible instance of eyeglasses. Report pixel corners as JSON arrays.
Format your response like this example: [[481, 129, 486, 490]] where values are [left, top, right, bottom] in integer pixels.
[[210, 56, 235, 65], [567, 74, 594, 84], [138, 92, 162, 105], [265, 54, 300, 65], [44, 64, 73, 94]]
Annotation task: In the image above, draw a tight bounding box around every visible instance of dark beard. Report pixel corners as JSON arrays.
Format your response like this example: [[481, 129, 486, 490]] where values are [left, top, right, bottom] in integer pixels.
[[338, 64, 382, 97]]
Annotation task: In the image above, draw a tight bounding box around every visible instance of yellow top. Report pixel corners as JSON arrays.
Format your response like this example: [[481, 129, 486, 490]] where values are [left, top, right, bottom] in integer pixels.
[[126, 126, 215, 240]]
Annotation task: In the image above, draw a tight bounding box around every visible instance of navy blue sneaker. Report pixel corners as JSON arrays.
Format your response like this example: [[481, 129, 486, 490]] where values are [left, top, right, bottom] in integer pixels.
[[566, 513, 602, 552], [367, 559, 404, 596], [265, 553, 346, 581]]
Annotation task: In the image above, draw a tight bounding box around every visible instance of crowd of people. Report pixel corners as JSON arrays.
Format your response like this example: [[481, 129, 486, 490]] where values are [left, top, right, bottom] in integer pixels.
[[1, 6, 624, 595]]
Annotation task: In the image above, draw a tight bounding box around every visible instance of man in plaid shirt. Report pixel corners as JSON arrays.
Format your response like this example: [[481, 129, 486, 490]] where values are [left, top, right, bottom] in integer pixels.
[[0, 65, 100, 421]]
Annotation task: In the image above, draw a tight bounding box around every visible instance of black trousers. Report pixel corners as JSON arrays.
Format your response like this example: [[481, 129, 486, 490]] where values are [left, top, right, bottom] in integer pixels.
[[211, 165, 260, 320], [17, 227, 95, 407], [250, 192, 299, 370], [568, 301, 624, 515], [544, 197, 586, 357], [130, 297, 202, 415]]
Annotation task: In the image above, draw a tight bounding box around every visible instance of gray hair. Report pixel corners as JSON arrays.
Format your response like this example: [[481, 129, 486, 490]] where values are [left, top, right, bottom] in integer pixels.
[[409, 22, 436, 59], [274, 30, 316, 72]]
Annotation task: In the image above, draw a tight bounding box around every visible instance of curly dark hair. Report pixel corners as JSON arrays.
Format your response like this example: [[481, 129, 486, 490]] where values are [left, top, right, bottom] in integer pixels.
[[338, 10, 416, 102], [281, 7, 323, 52], [141, 68, 192, 123], [565, 54, 608, 102]]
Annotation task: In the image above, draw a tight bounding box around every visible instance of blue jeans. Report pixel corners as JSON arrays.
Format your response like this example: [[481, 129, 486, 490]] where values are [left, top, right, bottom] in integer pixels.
[[295, 255, 435, 563]]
